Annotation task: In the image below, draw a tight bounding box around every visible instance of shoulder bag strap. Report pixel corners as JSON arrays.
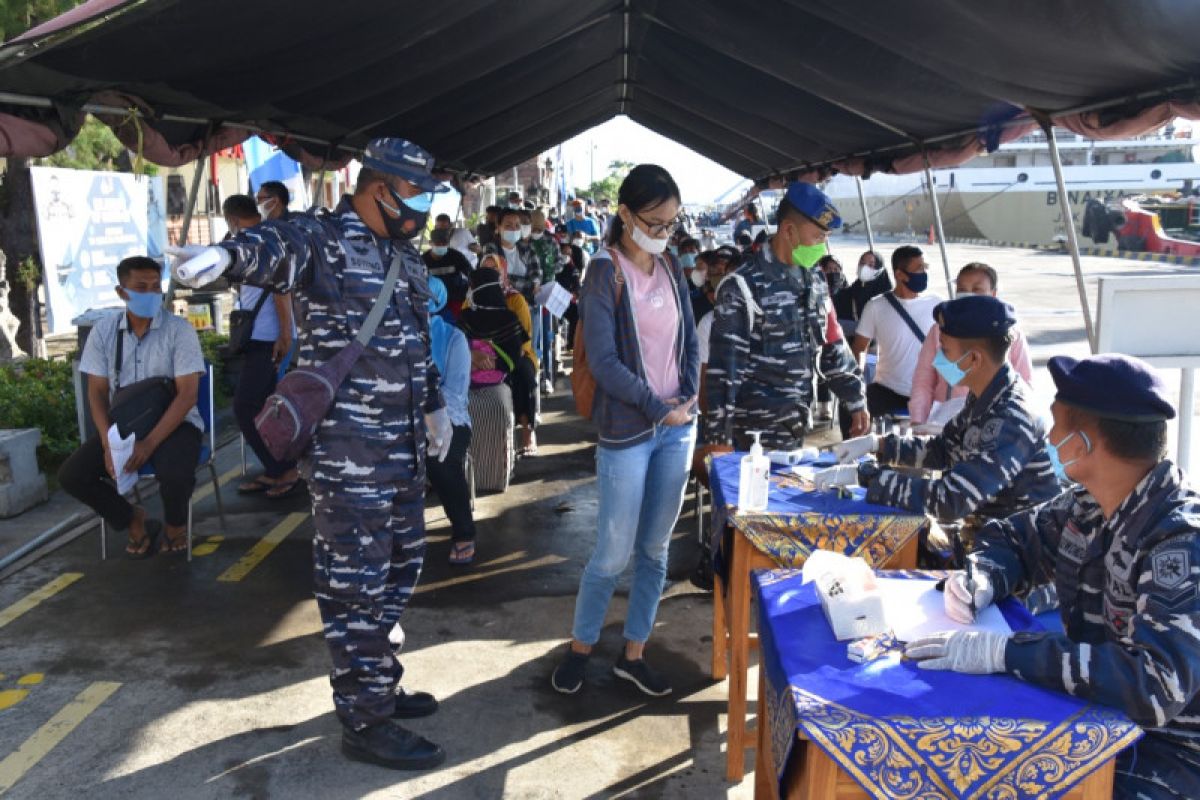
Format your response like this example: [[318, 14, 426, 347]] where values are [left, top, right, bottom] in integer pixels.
[[247, 286, 272, 318], [355, 254, 403, 347], [113, 322, 125, 391], [883, 291, 927, 343]]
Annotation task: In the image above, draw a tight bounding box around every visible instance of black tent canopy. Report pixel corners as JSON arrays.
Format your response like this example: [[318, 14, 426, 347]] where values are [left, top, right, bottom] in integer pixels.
[[1, 0, 1199, 179]]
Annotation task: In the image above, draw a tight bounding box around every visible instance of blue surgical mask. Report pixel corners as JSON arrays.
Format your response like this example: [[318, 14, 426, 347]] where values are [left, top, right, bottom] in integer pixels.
[[1046, 430, 1091, 481], [932, 349, 972, 387], [903, 270, 928, 293], [679, 253, 696, 268], [431, 246, 448, 257], [667, 244, 679, 256], [123, 289, 161, 319], [394, 187, 434, 213]]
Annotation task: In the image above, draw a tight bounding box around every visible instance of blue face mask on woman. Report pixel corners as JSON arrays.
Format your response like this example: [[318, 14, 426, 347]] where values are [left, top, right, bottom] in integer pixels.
[[123, 289, 162, 319], [932, 349, 972, 386], [678, 252, 696, 268], [1046, 430, 1091, 481]]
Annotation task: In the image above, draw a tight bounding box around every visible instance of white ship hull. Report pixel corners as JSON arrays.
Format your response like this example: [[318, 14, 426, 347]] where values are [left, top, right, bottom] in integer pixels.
[[825, 162, 1200, 245]]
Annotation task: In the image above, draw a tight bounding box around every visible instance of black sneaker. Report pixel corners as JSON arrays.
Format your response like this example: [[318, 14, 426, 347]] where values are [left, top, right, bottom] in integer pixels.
[[391, 687, 438, 719], [551, 649, 589, 694], [613, 655, 673, 697], [341, 720, 445, 770]]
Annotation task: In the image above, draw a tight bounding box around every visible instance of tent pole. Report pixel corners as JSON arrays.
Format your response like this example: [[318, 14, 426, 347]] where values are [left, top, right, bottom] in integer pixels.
[[1179, 368, 1195, 473], [165, 134, 211, 306], [312, 167, 326, 210], [921, 154, 954, 298], [854, 176, 875, 253], [1038, 118, 1096, 352]]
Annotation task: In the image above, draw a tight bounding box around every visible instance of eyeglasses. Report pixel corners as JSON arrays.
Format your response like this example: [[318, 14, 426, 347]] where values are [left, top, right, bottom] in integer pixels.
[[634, 211, 682, 238]]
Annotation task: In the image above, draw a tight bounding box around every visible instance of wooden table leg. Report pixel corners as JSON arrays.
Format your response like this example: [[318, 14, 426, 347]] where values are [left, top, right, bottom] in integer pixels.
[[883, 529, 919, 570], [755, 664, 777, 800], [712, 570, 728, 680], [1074, 757, 1115, 799], [726, 531, 752, 781], [796, 742, 840, 800]]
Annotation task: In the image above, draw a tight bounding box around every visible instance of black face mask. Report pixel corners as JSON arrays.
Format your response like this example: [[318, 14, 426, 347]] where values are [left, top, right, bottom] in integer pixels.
[[376, 188, 428, 240]]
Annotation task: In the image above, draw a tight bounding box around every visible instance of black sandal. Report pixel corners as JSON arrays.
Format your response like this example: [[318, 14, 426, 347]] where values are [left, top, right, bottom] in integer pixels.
[[125, 520, 162, 560], [237, 476, 274, 494], [161, 527, 188, 555]]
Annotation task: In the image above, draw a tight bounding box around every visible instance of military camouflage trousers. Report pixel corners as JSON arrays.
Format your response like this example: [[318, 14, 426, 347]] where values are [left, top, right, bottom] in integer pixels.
[[310, 477, 426, 730]]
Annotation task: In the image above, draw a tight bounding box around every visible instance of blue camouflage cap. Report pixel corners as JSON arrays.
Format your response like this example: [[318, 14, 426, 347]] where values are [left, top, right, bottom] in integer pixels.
[[934, 294, 1017, 339], [783, 181, 841, 231], [1049, 353, 1175, 422], [362, 137, 449, 193]]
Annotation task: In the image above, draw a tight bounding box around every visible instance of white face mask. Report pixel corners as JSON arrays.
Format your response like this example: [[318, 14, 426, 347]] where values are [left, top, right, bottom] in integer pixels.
[[257, 198, 276, 219], [690, 269, 707, 288], [531, 230, 544, 240], [630, 222, 669, 255], [858, 265, 881, 283], [520, 224, 532, 239], [501, 229, 522, 245]]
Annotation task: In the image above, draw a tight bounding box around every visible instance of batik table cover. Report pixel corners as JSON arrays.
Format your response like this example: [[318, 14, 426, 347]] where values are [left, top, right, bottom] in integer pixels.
[[754, 568, 1142, 799], [708, 452, 925, 571]]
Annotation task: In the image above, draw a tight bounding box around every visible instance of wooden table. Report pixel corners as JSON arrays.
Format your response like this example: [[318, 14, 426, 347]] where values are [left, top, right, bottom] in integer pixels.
[[751, 568, 1141, 800], [706, 453, 926, 781], [754, 666, 1118, 800]]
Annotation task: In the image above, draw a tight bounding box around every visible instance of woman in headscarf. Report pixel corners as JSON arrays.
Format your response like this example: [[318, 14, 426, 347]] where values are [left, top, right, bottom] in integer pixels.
[[459, 258, 540, 455], [425, 277, 479, 564]]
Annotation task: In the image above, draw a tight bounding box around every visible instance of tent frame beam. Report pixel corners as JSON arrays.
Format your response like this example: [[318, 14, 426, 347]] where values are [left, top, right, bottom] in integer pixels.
[[854, 176, 875, 253], [1034, 111, 1097, 353], [922, 152, 954, 299]]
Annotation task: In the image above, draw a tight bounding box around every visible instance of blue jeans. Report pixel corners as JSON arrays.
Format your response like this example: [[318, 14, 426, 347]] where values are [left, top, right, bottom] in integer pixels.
[[571, 422, 697, 645]]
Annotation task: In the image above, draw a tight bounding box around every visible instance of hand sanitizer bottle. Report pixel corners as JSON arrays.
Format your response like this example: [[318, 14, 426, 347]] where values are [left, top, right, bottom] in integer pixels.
[[739, 431, 770, 511]]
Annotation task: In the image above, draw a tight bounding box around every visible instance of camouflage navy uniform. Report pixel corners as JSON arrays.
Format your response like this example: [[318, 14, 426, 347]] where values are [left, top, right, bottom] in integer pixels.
[[704, 244, 864, 450], [219, 195, 441, 731], [858, 364, 1061, 531], [974, 461, 1200, 799]]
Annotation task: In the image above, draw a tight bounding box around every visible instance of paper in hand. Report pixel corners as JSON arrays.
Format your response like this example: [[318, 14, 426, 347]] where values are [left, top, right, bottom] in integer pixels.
[[107, 424, 138, 495]]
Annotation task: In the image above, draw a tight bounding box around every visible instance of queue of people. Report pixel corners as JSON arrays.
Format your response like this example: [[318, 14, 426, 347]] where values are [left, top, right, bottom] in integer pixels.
[[53, 131, 1200, 794]]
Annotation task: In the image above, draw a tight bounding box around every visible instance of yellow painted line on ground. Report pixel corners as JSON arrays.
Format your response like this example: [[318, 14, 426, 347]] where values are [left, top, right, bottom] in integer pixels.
[[0, 681, 121, 796], [0, 574, 83, 632], [216, 512, 308, 583], [190, 466, 242, 504]]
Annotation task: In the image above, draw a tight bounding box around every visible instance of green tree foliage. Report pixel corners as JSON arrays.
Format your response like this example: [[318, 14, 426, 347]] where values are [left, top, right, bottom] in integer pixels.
[[575, 160, 634, 204], [41, 115, 127, 171], [0, 0, 81, 42]]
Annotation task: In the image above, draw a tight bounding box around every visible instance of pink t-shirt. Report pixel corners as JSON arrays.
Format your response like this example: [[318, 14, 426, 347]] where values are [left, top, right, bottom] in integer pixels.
[[614, 250, 681, 401]]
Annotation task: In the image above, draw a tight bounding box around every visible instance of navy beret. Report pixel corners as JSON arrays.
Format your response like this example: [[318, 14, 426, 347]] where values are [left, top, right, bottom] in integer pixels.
[[934, 295, 1016, 339], [784, 182, 842, 231], [362, 137, 449, 193], [1048, 353, 1175, 422]]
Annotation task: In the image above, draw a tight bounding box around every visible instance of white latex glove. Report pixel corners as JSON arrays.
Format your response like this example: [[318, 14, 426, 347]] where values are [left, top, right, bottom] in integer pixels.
[[813, 464, 859, 492], [904, 630, 1008, 674], [424, 408, 452, 463], [167, 244, 231, 288], [945, 568, 995, 624], [831, 434, 878, 464]]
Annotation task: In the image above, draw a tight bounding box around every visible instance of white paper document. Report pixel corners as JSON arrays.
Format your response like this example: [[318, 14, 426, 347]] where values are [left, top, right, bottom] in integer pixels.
[[542, 282, 572, 318], [106, 423, 138, 495], [876, 577, 1012, 642]]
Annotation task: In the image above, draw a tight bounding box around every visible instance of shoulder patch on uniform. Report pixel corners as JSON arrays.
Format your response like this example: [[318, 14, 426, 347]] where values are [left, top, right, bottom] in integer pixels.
[[980, 418, 1005, 446], [1152, 548, 1191, 590]]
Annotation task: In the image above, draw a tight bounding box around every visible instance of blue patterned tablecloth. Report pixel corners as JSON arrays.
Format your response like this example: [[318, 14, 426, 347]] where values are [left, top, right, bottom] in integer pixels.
[[754, 568, 1142, 799], [708, 452, 925, 574]]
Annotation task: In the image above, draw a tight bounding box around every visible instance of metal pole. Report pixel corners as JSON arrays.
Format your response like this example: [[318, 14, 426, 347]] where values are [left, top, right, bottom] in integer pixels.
[[1180, 367, 1195, 473], [854, 176, 876, 253], [921, 154, 954, 298], [165, 144, 210, 306], [311, 167, 327, 210], [1041, 119, 1097, 352]]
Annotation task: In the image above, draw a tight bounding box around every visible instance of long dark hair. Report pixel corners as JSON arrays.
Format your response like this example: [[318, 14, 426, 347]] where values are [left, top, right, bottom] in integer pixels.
[[606, 164, 682, 247]]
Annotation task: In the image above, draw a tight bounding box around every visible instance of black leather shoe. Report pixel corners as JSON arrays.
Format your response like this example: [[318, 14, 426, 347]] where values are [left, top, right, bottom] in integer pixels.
[[391, 687, 439, 719], [341, 720, 445, 770]]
